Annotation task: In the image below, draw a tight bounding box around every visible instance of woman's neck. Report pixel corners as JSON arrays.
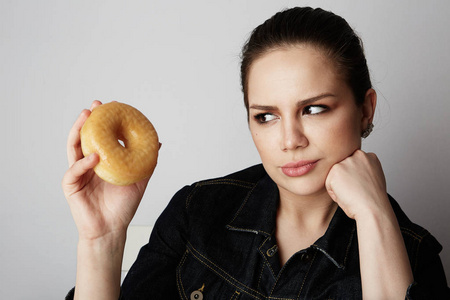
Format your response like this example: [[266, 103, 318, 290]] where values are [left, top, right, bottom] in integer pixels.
[[277, 187, 338, 230], [275, 188, 338, 265]]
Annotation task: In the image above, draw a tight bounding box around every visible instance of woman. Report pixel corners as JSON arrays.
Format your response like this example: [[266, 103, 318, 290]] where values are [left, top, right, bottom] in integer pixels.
[[63, 7, 449, 299]]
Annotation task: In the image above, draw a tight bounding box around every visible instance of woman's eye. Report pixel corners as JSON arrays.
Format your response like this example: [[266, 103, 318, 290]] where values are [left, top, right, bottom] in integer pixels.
[[254, 113, 277, 124], [303, 105, 328, 115]]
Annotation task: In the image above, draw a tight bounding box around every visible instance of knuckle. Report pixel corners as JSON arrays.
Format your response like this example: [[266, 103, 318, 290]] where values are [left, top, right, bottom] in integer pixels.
[[367, 152, 379, 162]]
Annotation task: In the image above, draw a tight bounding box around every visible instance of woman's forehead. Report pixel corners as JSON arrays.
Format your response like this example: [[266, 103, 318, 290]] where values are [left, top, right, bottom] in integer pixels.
[[247, 47, 345, 104]]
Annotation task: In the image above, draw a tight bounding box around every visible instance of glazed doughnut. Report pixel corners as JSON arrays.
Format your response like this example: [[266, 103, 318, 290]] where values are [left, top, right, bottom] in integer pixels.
[[80, 102, 159, 185]]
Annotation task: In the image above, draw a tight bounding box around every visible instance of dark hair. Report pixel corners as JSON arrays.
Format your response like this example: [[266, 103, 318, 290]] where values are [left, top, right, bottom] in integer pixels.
[[240, 7, 372, 113]]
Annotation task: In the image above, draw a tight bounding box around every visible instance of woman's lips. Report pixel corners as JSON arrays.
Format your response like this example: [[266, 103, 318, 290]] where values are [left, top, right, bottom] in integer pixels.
[[281, 160, 319, 177]]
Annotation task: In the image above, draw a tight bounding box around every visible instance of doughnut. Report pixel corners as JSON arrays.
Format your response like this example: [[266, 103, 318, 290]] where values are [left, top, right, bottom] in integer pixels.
[[80, 102, 159, 185]]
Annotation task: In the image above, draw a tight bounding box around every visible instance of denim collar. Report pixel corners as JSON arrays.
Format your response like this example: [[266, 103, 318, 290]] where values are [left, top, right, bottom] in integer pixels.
[[226, 173, 356, 270], [226, 174, 278, 236]]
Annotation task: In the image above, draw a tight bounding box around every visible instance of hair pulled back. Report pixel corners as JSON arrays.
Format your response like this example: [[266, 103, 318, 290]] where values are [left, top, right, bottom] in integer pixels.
[[240, 7, 372, 112]]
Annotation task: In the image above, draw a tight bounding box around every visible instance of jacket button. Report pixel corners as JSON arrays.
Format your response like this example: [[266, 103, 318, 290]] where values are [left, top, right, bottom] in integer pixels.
[[266, 245, 278, 257], [190, 290, 203, 300], [301, 251, 311, 262]]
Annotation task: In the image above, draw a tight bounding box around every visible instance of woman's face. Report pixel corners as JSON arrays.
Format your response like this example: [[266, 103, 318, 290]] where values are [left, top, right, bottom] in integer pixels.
[[248, 46, 368, 200]]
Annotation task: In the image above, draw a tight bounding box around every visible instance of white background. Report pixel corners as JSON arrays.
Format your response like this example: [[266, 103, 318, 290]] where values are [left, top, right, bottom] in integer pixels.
[[1, 0, 449, 298]]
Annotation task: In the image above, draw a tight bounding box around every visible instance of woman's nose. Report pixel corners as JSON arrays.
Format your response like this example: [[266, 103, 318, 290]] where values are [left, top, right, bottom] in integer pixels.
[[281, 120, 308, 151]]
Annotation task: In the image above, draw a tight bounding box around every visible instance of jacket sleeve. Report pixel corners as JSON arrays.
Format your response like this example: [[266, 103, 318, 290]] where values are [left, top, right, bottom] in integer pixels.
[[404, 232, 450, 300], [65, 185, 193, 300]]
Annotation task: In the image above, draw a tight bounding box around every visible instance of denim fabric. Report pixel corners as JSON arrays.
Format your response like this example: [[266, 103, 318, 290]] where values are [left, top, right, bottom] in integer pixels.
[[67, 164, 450, 299]]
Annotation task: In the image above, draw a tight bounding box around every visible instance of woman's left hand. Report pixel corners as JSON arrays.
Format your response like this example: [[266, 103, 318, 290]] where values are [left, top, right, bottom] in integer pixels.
[[325, 149, 390, 220]]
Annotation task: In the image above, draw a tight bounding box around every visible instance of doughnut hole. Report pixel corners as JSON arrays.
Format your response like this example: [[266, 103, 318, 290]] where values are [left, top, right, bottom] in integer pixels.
[[117, 138, 126, 148]]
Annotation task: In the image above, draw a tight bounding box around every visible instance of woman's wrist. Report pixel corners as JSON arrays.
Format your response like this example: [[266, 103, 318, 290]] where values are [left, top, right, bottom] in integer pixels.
[[74, 232, 126, 300], [78, 227, 127, 246], [352, 193, 393, 224], [77, 230, 127, 269], [354, 196, 414, 298]]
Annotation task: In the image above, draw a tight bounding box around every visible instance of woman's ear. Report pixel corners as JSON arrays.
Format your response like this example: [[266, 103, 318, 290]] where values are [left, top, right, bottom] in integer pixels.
[[361, 88, 377, 129]]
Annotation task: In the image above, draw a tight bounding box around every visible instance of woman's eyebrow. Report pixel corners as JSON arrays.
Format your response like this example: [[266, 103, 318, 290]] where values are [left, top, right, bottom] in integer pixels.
[[296, 93, 336, 107], [249, 93, 336, 110], [249, 104, 277, 111]]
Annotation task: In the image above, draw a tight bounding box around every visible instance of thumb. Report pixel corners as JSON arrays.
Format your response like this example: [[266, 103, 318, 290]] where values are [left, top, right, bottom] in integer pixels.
[[62, 153, 99, 193], [71, 153, 99, 178]]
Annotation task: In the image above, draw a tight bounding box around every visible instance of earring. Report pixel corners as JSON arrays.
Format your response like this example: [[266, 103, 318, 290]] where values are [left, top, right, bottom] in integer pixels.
[[361, 123, 374, 138]]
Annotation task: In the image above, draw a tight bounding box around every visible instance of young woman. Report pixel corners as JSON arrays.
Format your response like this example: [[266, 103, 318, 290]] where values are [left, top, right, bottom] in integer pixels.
[[63, 7, 449, 299]]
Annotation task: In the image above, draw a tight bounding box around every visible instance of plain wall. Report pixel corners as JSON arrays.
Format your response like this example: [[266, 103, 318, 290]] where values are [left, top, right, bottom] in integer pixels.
[[1, 0, 449, 298]]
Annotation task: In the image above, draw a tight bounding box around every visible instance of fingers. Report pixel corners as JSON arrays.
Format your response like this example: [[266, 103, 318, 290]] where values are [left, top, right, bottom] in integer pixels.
[[72, 153, 99, 178], [325, 165, 337, 202], [67, 109, 90, 167], [67, 101, 103, 167], [325, 150, 385, 205], [62, 153, 99, 196], [351, 150, 382, 171], [90, 100, 102, 111]]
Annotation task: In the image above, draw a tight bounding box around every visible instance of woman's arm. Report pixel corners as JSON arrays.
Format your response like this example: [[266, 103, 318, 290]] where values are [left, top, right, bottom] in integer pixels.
[[326, 150, 413, 299], [74, 233, 126, 300], [355, 196, 413, 299], [62, 101, 150, 299]]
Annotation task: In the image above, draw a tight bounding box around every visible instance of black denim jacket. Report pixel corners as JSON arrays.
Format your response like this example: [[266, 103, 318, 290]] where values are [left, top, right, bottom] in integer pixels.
[[67, 164, 449, 299]]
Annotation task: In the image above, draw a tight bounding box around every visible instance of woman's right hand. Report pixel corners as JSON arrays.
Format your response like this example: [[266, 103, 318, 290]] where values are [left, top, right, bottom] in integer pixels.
[[62, 100, 150, 242]]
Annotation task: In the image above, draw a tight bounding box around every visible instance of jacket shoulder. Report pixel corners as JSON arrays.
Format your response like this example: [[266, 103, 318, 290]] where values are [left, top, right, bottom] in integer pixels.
[[194, 164, 267, 187], [388, 195, 443, 272], [177, 165, 265, 231], [186, 164, 266, 203], [389, 196, 450, 295], [388, 194, 441, 247]]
